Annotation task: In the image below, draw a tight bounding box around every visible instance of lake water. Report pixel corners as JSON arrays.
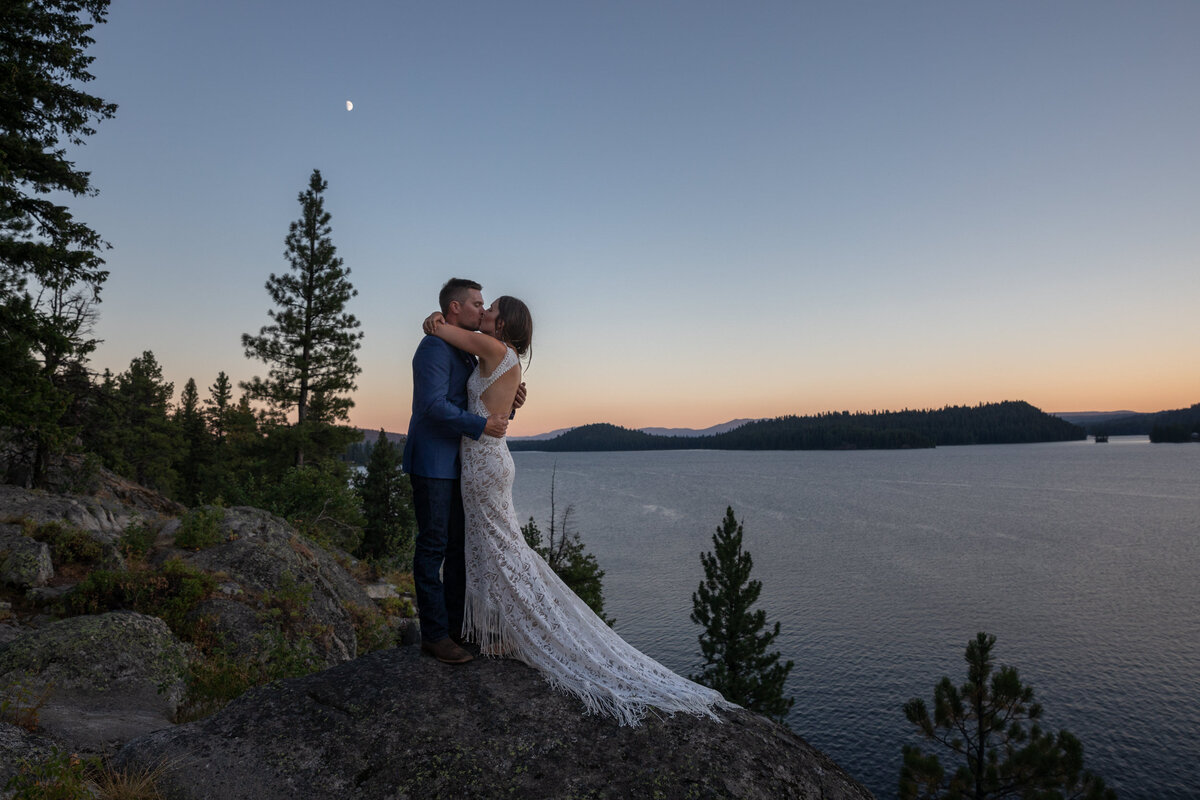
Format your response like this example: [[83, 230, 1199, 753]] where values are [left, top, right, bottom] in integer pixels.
[[509, 438, 1200, 799]]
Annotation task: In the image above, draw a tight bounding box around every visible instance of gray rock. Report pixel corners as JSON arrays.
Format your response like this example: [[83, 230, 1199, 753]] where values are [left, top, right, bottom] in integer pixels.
[[90, 465, 186, 519], [363, 580, 398, 600], [0, 721, 57, 788], [0, 612, 191, 755], [0, 622, 27, 647], [0, 484, 140, 542], [116, 646, 874, 800], [157, 507, 374, 666], [0, 524, 53, 589], [23, 585, 72, 606]]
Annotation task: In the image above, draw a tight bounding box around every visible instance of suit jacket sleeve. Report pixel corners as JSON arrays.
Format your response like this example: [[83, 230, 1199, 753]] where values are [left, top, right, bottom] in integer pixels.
[[413, 338, 488, 440]]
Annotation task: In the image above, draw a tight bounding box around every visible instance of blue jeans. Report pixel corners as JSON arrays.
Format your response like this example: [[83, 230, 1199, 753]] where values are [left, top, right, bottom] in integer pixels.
[[410, 475, 465, 643]]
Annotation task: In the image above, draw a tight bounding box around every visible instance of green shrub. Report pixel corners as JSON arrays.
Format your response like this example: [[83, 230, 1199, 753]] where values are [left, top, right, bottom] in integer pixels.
[[0, 681, 52, 731], [259, 571, 312, 634], [60, 558, 216, 640], [176, 572, 329, 721], [348, 603, 394, 654], [174, 506, 227, 550], [27, 521, 105, 567], [178, 629, 320, 723], [177, 645, 254, 723], [5, 749, 91, 800], [254, 627, 320, 680], [378, 595, 415, 618], [118, 521, 157, 562], [252, 461, 365, 554]]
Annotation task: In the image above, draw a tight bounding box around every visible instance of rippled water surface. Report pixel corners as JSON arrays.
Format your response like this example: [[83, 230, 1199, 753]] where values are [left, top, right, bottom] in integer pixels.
[[510, 438, 1200, 799]]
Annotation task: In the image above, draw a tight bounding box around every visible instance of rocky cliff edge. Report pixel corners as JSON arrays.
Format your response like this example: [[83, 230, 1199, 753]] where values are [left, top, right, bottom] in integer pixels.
[[116, 644, 874, 800]]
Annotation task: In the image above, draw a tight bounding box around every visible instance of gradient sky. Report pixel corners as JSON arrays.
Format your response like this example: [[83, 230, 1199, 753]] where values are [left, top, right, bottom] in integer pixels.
[[71, 1, 1200, 436]]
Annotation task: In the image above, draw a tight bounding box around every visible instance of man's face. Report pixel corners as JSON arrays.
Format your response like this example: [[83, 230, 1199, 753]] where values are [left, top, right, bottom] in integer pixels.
[[453, 289, 485, 331]]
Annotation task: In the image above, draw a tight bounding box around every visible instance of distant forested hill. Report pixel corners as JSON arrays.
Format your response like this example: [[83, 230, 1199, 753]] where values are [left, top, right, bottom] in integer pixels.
[[1084, 403, 1200, 438], [1145, 404, 1200, 442], [512, 423, 669, 452], [508, 401, 1085, 452]]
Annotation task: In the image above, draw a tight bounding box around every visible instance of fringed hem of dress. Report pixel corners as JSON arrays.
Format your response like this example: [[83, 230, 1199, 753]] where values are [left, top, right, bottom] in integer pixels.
[[462, 589, 737, 728], [459, 346, 738, 728]]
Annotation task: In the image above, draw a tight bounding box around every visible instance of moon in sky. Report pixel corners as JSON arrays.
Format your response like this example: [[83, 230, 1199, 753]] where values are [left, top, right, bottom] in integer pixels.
[[346, 100, 353, 111]]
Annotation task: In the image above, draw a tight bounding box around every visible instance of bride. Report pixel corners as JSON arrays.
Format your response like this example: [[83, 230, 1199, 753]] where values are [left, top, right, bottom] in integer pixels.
[[424, 296, 735, 726]]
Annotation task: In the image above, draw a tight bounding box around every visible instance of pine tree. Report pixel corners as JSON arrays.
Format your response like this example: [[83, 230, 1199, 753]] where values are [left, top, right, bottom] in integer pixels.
[[205, 371, 234, 442], [355, 430, 416, 563], [77, 367, 119, 470], [241, 169, 363, 466], [0, 296, 69, 485], [901, 632, 1116, 800], [173, 377, 209, 505], [1, 0, 116, 487], [0, 0, 116, 292], [213, 393, 264, 505], [111, 351, 179, 494], [690, 506, 794, 723]]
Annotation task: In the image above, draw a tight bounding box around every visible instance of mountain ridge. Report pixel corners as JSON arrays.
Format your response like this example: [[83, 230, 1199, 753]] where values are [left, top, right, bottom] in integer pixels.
[[355, 403, 1198, 447], [508, 401, 1088, 452]]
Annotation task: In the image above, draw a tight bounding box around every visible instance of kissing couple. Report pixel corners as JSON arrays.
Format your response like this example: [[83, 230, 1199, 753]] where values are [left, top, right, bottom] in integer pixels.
[[403, 278, 733, 726]]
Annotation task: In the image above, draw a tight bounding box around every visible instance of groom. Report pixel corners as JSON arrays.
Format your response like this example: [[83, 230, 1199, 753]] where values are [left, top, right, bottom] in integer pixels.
[[403, 278, 511, 665]]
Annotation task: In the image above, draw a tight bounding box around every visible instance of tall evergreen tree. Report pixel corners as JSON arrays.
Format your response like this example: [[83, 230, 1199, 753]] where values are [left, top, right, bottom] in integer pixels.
[[212, 393, 263, 504], [901, 632, 1115, 800], [205, 371, 234, 442], [1, 0, 116, 486], [111, 351, 179, 494], [0, 296, 69, 485], [173, 377, 209, 505], [241, 169, 363, 466], [0, 0, 115, 295], [21, 285, 99, 484], [690, 506, 794, 723], [355, 430, 415, 563], [76, 367, 118, 468]]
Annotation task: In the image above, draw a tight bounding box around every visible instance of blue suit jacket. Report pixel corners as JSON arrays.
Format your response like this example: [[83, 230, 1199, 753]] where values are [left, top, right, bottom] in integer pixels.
[[402, 335, 487, 479]]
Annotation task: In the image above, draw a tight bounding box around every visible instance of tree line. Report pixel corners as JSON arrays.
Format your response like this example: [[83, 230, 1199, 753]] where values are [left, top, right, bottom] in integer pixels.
[[1144, 403, 1200, 442], [1074, 403, 1200, 439], [510, 401, 1086, 453]]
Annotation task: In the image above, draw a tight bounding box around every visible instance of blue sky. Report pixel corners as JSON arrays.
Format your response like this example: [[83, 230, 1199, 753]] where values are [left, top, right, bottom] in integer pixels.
[[74, 1, 1200, 435]]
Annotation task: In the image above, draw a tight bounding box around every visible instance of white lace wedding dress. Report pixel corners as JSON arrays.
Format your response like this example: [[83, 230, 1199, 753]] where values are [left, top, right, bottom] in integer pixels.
[[459, 347, 735, 726]]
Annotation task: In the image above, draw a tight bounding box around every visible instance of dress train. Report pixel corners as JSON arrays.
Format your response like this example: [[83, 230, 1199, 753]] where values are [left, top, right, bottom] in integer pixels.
[[459, 347, 735, 726]]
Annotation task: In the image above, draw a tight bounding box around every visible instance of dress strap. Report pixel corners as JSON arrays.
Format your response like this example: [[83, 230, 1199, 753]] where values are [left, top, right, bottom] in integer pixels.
[[477, 347, 518, 393]]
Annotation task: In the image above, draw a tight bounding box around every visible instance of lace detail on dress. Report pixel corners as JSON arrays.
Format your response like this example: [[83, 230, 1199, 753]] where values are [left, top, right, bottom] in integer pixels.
[[459, 347, 735, 726], [471, 346, 518, 401]]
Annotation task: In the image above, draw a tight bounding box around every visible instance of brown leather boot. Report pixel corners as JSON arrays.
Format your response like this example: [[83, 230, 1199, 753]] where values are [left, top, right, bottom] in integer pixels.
[[421, 637, 474, 664]]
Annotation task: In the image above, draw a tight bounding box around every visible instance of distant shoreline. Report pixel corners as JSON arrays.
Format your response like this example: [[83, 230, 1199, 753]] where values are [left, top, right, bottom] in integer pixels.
[[354, 401, 1199, 452], [508, 401, 1085, 453]]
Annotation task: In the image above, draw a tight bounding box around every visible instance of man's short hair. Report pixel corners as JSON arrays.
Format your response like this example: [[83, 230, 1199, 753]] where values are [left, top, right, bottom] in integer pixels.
[[439, 278, 482, 314]]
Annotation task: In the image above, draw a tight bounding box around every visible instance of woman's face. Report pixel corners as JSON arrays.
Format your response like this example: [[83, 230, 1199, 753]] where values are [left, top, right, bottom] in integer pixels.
[[479, 301, 501, 337]]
